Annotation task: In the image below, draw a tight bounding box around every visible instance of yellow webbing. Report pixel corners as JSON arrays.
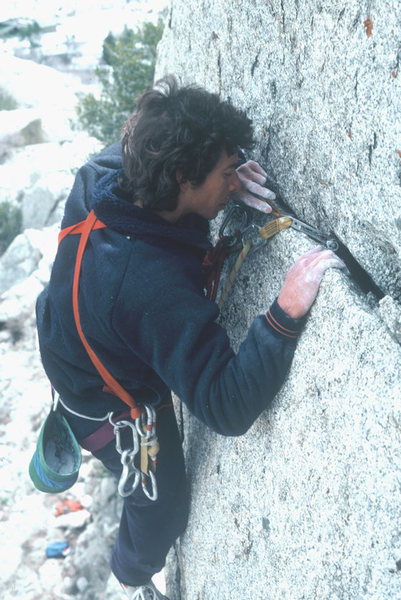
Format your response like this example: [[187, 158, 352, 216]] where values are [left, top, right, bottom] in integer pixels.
[[258, 216, 293, 239], [218, 240, 252, 308]]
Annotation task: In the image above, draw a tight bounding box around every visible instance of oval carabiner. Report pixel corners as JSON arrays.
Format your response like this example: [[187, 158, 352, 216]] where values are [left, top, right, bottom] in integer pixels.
[[135, 404, 156, 440], [118, 449, 141, 498], [141, 470, 158, 502], [115, 419, 140, 455], [218, 203, 249, 248]]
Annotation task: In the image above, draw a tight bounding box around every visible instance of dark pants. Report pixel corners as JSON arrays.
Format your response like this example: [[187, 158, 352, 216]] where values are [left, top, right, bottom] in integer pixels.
[[62, 402, 189, 586]]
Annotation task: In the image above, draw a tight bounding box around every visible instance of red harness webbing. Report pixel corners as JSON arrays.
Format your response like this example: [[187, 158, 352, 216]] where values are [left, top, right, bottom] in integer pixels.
[[59, 210, 144, 419]]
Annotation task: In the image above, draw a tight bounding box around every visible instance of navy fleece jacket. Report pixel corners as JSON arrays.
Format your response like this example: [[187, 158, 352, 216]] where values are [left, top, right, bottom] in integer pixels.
[[36, 142, 305, 437]]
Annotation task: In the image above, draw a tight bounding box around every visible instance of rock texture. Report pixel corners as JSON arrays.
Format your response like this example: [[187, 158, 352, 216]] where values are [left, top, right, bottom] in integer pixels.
[[156, 2, 401, 599], [156, 0, 401, 302]]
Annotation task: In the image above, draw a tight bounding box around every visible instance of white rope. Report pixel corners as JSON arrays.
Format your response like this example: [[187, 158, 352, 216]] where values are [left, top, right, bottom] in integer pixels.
[[55, 393, 112, 422]]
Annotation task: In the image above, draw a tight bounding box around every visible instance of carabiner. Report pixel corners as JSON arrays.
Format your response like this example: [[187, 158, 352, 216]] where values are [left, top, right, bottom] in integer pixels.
[[141, 470, 158, 501], [109, 415, 141, 498], [135, 404, 156, 440], [118, 449, 141, 498], [110, 416, 140, 456], [218, 203, 249, 249]]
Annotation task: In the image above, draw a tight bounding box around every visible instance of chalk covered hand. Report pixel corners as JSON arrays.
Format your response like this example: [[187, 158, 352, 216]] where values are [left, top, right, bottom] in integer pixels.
[[277, 246, 346, 319], [235, 160, 275, 214]]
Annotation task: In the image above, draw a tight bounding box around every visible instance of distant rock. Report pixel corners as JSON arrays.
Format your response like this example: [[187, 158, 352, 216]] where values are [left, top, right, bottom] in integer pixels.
[[0, 53, 102, 255], [21, 171, 73, 230], [0, 224, 58, 297], [0, 54, 83, 111], [0, 109, 47, 149], [0, 135, 101, 248]]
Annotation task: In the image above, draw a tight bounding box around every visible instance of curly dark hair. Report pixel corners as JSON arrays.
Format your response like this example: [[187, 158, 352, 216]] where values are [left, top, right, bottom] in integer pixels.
[[121, 75, 254, 211]]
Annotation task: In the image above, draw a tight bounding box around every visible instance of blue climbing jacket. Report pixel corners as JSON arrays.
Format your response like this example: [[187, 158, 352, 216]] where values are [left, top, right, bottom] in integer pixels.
[[36, 142, 305, 437]]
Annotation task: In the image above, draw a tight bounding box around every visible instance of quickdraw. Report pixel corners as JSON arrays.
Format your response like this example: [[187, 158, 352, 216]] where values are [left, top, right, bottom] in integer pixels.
[[112, 417, 141, 498], [211, 202, 339, 307], [136, 404, 159, 501], [109, 406, 159, 501]]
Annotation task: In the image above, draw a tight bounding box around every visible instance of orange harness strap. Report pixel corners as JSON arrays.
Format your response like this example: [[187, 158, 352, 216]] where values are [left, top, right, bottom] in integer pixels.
[[58, 217, 107, 244], [59, 210, 143, 420]]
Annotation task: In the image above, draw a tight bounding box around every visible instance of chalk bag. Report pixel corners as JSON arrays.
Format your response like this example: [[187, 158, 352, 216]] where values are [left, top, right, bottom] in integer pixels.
[[29, 410, 81, 494]]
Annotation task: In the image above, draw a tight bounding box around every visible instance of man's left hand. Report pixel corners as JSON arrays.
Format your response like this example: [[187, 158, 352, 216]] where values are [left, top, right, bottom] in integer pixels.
[[235, 161, 275, 214]]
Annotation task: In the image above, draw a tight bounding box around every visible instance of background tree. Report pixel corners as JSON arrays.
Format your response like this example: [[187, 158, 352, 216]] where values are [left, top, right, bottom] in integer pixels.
[[75, 19, 164, 146], [0, 202, 22, 256]]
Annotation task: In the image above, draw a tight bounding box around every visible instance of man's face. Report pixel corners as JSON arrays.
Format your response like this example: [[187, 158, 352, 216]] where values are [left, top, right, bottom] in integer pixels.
[[178, 152, 241, 220]]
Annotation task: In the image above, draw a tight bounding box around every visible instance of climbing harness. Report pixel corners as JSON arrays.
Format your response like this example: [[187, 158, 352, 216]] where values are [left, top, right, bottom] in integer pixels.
[[207, 200, 339, 308], [56, 210, 160, 500]]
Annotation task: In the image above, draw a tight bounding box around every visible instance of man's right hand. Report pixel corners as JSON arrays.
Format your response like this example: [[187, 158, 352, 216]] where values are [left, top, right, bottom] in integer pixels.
[[277, 246, 345, 319]]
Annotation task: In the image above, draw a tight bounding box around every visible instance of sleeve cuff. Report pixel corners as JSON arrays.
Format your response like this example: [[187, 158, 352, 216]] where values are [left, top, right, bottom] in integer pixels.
[[265, 298, 306, 339]]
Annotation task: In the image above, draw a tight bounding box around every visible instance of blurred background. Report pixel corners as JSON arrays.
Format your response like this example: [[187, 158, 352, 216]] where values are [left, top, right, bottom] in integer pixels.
[[0, 2, 167, 599]]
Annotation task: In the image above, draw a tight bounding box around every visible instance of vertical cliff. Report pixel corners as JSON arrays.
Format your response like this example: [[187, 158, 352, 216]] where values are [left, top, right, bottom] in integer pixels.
[[156, 2, 401, 598]]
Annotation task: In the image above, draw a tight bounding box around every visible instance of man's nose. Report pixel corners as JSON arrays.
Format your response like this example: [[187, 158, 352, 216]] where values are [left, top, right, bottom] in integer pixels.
[[229, 172, 241, 193]]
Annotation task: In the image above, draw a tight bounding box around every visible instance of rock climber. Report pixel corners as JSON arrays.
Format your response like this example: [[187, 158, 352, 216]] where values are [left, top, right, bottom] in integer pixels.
[[36, 76, 344, 600]]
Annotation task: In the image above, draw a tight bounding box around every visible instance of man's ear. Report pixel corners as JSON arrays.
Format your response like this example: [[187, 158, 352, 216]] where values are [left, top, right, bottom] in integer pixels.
[[176, 170, 188, 189]]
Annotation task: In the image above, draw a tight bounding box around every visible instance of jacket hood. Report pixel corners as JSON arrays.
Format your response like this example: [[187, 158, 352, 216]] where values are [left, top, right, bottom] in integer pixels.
[[93, 169, 212, 251]]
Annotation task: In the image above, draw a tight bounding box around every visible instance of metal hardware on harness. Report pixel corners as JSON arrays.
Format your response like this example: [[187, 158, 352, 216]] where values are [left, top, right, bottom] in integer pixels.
[[141, 468, 158, 501], [135, 404, 156, 441], [135, 405, 159, 501], [118, 448, 141, 498], [109, 407, 159, 501], [110, 416, 141, 498]]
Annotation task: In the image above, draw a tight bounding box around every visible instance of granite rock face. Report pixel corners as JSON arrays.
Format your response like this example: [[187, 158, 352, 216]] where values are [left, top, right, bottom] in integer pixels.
[[156, 2, 401, 599], [156, 0, 401, 302], [169, 230, 401, 600]]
